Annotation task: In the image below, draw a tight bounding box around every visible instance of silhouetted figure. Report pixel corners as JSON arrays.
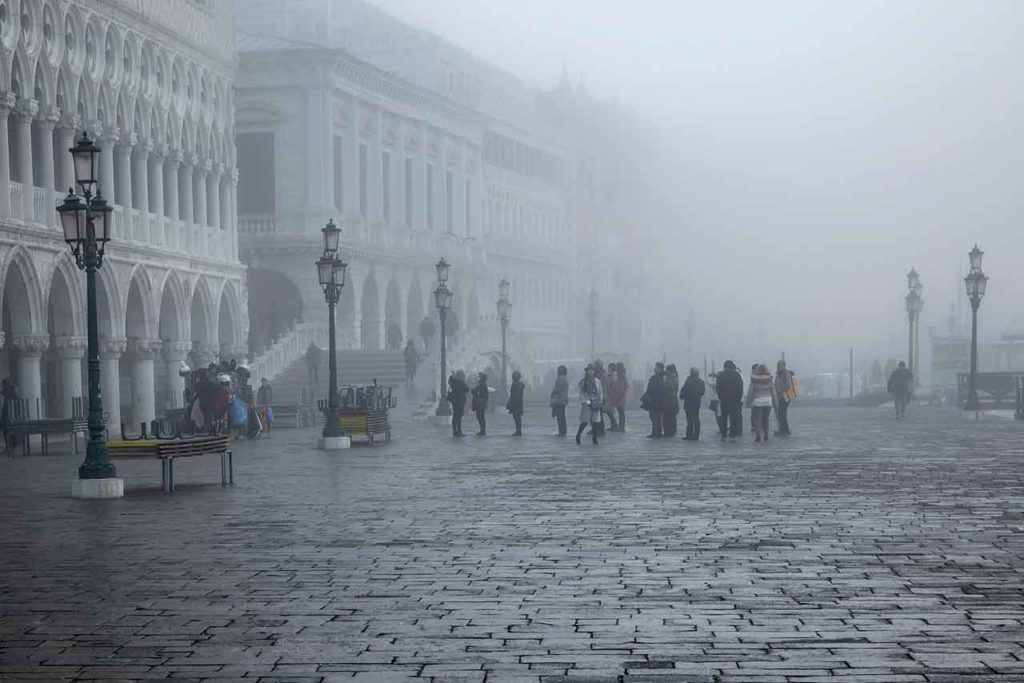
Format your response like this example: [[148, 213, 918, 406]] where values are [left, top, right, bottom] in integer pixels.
[[888, 361, 914, 419], [641, 362, 666, 438], [680, 367, 705, 440], [305, 343, 323, 384], [608, 363, 629, 431], [549, 365, 569, 436], [508, 371, 525, 435], [404, 340, 420, 385], [576, 364, 603, 445], [663, 364, 680, 437], [257, 378, 273, 405], [448, 370, 469, 437], [746, 364, 778, 443], [471, 373, 489, 435], [774, 360, 798, 435], [716, 360, 745, 441]]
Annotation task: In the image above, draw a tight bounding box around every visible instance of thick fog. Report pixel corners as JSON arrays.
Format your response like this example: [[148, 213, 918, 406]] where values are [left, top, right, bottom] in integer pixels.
[[374, 0, 1024, 373]]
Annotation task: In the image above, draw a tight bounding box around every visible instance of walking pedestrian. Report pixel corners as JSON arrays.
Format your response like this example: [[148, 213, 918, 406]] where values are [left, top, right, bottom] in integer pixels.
[[746, 364, 778, 443], [471, 372, 489, 435], [305, 342, 323, 384], [680, 367, 705, 440], [887, 361, 914, 419], [507, 370, 525, 435], [774, 360, 798, 435], [716, 360, 744, 441], [576, 364, 603, 445], [750, 364, 759, 432], [663, 364, 681, 437], [448, 370, 469, 437], [641, 362, 666, 438], [549, 365, 569, 436], [593, 360, 614, 433], [608, 363, 628, 431], [403, 340, 420, 385], [256, 378, 273, 406]]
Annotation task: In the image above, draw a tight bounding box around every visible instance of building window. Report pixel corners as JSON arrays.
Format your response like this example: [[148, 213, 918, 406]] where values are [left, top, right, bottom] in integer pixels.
[[426, 164, 434, 231], [332, 135, 343, 212], [358, 143, 367, 218], [404, 157, 413, 228], [236, 132, 275, 214], [445, 170, 453, 233], [381, 150, 391, 224]]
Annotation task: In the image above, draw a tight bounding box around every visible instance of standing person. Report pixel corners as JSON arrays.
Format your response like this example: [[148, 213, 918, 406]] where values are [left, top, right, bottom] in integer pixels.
[[403, 340, 420, 385], [305, 342, 323, 384], [608, 363, 629, 431], [576, 364, 603, 445], [750, 364, 759, 432], [716, 360, 745, 441], [549, 365, 569, 436], [887, 361, 914, 419], [680, 367, 706, 440], [447, 370, 469, 437], [507, 370, 525, 435], [746, 364, 778, 443], [641, 362, 666, 438], [257, 378, 273, 406], [471, 372, 489, 435], [593, 360, 614, 433], [662, 364, 681, 437], [774, 360, 798, 436]]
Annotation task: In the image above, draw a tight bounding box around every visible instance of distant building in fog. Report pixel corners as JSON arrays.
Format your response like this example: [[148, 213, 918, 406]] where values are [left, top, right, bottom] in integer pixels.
[[0, 0, 244, 429], [236, 0, 575, 374]]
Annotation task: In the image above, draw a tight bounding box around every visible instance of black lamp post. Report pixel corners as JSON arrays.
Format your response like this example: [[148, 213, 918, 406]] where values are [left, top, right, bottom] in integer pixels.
[[964, 245, 988, 413], [316, 219, 348, 446], [57, 131, 118, 492], [905, 268, 923, 386], [587, 288, 598, 360], [434, 258, 453, 416], [497, 278, 512, 404]]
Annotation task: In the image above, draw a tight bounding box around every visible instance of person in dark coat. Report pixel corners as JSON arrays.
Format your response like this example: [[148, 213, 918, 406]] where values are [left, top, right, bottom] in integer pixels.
[[774, 360, 797, 435], [507, 370, 525, 435], [471, 372, 489, 435], [680, 367, 706, 440], [887, 361, 914, 419], [662, 364, 680, 437], [641, 362, 666, 438], [715, 360, 745, 441], [549, 365, 569, 436], [305, 343, 323, 384], [403, 340, 420, 385], [447, 370, 469, 437]]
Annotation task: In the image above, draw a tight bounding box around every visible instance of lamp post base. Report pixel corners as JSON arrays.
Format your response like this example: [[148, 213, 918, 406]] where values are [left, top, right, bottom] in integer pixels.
[[71, 477, 124, 499], [318, 435, 351, 450]]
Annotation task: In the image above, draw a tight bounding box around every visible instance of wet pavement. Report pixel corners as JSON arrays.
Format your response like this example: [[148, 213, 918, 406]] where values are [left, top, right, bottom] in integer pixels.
[[2, 406, 1023, 682]]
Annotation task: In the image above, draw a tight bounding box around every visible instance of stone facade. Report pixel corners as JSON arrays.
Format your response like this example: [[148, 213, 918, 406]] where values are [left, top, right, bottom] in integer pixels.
[[0, 0, 245, 430]]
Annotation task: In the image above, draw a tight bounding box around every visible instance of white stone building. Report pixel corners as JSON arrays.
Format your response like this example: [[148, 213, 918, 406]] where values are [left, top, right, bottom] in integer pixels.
[[0, 0, 245, 430], [236, 0, 575, 381]]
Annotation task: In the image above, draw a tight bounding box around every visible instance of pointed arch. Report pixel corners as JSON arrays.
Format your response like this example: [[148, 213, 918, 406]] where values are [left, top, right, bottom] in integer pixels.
[[1, 246, 46, 335], [124, 265, 156, 340], [158, 269, 188, 342], [48, 253, 86, 337], [32, 58, 55, 107], [189, 276, 216, 349]]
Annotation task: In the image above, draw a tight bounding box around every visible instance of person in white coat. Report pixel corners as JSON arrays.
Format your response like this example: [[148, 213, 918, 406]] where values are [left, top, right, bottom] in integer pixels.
[[576, 363, 604, 446]]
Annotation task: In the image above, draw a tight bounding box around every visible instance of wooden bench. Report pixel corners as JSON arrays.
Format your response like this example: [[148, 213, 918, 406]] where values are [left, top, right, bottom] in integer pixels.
[[108, 434, 233, 493], [338, 409, 391, 444], [4, 418, 88, 456], [263, 404, 313, 429]]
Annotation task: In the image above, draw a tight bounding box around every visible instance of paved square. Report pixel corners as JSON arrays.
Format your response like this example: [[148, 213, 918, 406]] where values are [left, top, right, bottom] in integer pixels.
[[2, 407, 1023, 682]]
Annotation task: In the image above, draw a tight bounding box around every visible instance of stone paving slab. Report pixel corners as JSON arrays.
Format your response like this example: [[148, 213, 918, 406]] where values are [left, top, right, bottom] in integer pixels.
[[1, 407, 1023, 682]]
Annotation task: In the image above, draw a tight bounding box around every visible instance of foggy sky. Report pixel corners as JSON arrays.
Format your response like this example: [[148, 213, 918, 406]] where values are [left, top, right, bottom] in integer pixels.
[[373, 0, 1024, 372]]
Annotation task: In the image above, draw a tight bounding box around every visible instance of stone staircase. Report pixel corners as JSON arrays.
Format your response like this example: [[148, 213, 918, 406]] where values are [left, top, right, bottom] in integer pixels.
[[268, 350, 407, 406]]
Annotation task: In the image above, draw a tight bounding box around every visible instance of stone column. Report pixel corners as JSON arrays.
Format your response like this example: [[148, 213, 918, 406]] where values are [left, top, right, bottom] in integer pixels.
[[99, 339, 126, 433], [417, 122, 428, 230], [343, 98, 359, 220], [219, 172, 230, 232], [370, 108, 383, 222], [228, 170, 239, 259], [97, 126, 117, 206], [35, 108, 59, 199], [54, 119, 78, 193], [149, 145, 165, 218], [13, 100, 37, 218], [165, 151, 180, 220], [11, 334, 49, 419], [162, 341, 191, 410], [114, 135, 135, 209], [180, 155, 194, 223], [194, 159, 209, 227], [208, 163, 221, 230], [54, 336, 86, 418], [128, 339, 161, 431], [0, 93, 16, 216], [132, 140, 150, 216]]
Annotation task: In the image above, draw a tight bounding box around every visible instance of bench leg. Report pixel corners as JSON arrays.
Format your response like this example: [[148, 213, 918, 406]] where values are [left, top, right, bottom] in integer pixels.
[[161, 459, 168, 493], [228, 450, 233, 485], [220, 452, 227, 486], [168, 458, 175, 493]]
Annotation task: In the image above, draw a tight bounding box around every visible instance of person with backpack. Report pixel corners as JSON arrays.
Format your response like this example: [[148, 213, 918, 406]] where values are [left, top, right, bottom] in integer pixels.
[[774, 359, 798, 435]]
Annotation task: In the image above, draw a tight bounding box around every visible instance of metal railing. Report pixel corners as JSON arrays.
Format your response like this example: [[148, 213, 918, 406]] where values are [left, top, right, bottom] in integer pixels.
[[248, 321, 326, 388]]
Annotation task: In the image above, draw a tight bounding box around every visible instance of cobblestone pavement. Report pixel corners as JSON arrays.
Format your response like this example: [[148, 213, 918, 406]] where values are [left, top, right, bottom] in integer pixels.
[[2, 407, 1024, 682]]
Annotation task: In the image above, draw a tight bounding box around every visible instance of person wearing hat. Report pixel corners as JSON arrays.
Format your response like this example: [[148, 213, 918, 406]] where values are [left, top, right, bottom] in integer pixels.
[[715, 360, 745, 441], [576, 363, 603, 445]]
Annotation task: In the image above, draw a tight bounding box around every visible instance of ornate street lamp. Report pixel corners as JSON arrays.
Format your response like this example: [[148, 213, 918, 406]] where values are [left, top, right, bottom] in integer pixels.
[[904, 269, 923, 386], [587, 288, 599, 360], [964, 245, 988, 413], [316, 219, 349, 449], [58, 131, 121, 498], [496, 278, 512, 404], [434, 258, 453, 416]]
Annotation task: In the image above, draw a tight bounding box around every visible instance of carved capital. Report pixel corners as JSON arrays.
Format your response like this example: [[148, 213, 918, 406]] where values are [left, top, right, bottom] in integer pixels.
[[134, 138, 153, 157], [36, 106, 61, 128], [162, 340, 191, 362], [53, 335, 87, 359], [128, 338, 162, 360], [10, 334, 50, 356], [0, 92, 17, 115], [191, 344, 219, 366], [57, 112, 81, 132], [167, 148, 184, 166], [99, 338, 128, 360], [14, 98, 39, 120]]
